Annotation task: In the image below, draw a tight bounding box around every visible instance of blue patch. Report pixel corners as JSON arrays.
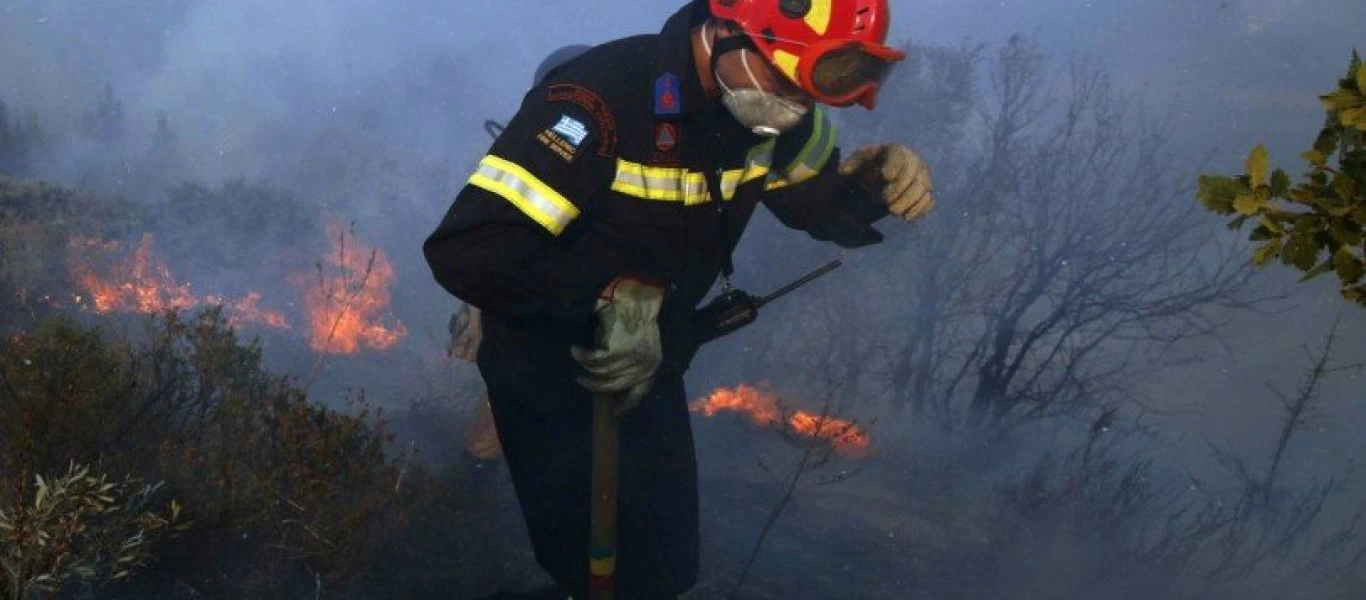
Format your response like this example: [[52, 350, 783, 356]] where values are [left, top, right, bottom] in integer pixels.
[[551, 115, 590, 147], [654, 73, 681, 116]]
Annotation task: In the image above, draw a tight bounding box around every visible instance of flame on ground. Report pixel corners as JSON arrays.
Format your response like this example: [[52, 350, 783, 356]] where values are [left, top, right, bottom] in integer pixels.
[[690, 384, 870, 458], [298, 220, 407, 355], [67, 234, 290, 330]]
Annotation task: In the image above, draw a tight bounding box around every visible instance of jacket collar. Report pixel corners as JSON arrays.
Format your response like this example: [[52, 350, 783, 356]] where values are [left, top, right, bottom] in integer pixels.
[[654, 2, 711, 118]]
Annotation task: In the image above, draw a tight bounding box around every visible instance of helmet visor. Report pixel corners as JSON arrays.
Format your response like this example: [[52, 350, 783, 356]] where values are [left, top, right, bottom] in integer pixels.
[[805, 43, 904, 108]]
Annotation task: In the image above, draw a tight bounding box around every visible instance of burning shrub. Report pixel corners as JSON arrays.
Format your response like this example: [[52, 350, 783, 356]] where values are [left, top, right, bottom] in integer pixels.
[[691, 384, 871, 458], [0, 175, 145, 326], [296, 219, 408, 357]]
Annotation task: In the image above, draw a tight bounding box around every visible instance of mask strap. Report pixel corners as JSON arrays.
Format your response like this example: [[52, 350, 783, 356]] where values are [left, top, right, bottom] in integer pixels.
[[738, 49, 765, 91], [705, 23, 758, 94]]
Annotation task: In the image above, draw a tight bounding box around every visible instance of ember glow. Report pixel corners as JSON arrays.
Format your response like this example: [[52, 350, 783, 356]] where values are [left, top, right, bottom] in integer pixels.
[[690, 384, 870, 458], [297, 220, 407, 355], [67, 234, 290, 329]]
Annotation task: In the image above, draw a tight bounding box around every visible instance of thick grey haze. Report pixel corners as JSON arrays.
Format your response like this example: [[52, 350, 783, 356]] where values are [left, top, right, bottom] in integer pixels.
[[3, 0, 1363, 460], [5, 0, 1362, 182], [3, 1, 1362, 408], [2, 0, 1365, 595]]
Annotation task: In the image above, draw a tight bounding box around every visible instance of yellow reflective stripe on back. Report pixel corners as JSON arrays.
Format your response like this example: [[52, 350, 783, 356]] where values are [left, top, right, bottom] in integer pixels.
[[611, 149, 774, 205], [468, 155, 580, 235], [610, 159, 710, 204]]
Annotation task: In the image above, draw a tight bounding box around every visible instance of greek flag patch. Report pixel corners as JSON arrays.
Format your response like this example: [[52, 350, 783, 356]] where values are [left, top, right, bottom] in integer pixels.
[[551, 115, 590, 148]]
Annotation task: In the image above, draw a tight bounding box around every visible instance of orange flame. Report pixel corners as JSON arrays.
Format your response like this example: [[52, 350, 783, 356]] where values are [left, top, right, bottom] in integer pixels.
[[217, 291, 291, 330], [67, 234, 289, 329], [298, 220, 407, 355], [690, 384, 870, 458]]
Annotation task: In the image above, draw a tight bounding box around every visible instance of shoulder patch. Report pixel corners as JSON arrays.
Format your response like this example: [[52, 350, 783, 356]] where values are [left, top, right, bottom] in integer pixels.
[[654, 73, 681, 116], [654, 122, 677, 152], [537, 118, 584, 164], [547, 83, 617, 157], [552, 115, 590, 147]]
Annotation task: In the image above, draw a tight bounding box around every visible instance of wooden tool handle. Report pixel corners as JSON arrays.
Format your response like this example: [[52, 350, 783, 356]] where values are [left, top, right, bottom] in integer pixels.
[[589, 393, 620, 600]]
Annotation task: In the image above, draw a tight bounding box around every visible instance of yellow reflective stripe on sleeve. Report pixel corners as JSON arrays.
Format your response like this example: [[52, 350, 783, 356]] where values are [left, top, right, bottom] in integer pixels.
[[468, 154, 581, 235], [790, 107, 838, 180], [743, 140, 775, 183]]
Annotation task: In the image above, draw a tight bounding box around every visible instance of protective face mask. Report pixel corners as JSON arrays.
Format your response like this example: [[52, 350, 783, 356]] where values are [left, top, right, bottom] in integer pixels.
[[702, 24, 809, 137]]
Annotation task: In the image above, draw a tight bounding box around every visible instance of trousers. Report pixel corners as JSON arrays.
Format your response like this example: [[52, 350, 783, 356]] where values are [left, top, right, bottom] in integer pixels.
[[477, 316, 700, 599]]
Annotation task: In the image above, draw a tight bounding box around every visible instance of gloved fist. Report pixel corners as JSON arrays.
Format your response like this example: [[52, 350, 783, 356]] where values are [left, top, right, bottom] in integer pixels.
[[446, 303, 483, 363], [571, 276, 665, 416], [839, 143, 935, 222]]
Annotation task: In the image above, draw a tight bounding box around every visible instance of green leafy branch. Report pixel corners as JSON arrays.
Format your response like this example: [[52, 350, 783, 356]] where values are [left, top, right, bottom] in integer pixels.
[[0, 462, 186, 600], [1198, 50, 1366, 306]]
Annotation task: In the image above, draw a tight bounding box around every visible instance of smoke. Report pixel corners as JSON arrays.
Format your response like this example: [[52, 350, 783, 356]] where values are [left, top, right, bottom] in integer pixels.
[[2, 0, 1365, 596]]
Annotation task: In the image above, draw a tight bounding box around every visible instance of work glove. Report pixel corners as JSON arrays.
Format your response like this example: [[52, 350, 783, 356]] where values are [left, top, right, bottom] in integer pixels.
[[570, 276, 665, 416], [446, 303, 483, 363], [839, 143, 935, 222]]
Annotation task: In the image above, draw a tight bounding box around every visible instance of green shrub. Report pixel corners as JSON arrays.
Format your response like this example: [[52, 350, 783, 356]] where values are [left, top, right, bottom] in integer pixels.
[[1199, 51, 1366, 305], [0, 463, 184, 600], [0, 310, 410, 597]]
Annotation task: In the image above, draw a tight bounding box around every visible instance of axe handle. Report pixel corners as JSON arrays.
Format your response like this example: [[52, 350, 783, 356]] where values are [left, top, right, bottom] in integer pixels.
[[589, 393, 620, 600]]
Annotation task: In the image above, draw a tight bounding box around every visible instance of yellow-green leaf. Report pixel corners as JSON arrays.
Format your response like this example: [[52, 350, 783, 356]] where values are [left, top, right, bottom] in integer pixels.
[[35, 477, 48, 509], [1300, 258, 1335, 282], [1335, 249, 1365, 284], [1253, 240, 1281, 266], [1283, 232, 1322, 270], [1343, 107, 1366, 129], [1198, 174, 1244, 214], [1247, 145, 1270, 188], [1356, 63, 1366, 95], [1331, 218, 1364, 246], [1315, 128, 1341, 158], [1301, 150, 1327, 166], [1321, 89, 1364, 111], [1257, 214, 1286, 235], [1331, 172, 1357, 201], [1270, 168, 1291, 196], [1234, 193, 1267, 215]]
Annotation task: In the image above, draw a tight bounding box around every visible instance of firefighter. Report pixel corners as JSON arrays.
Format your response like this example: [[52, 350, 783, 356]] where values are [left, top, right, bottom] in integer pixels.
[[424, 1, 932, 598], [454, 45, 599, 475]]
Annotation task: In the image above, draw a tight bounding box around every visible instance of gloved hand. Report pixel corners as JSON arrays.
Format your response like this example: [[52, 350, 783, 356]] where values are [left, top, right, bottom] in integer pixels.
[[447, 303, 483, 363], [839, 143, 935, 221], [571, 276, 665, 416]]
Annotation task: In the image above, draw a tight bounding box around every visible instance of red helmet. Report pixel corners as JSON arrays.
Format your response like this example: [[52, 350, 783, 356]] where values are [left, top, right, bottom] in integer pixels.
[[708, 0, 906, 109]]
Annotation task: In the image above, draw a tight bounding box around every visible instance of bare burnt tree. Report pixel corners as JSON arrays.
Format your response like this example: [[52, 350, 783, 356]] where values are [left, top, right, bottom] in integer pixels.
[[0, 99, 44, 176], [771, 35, 1265, 434], [1189, 319, 1366, 594], [986, 320, 1366, 600]]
